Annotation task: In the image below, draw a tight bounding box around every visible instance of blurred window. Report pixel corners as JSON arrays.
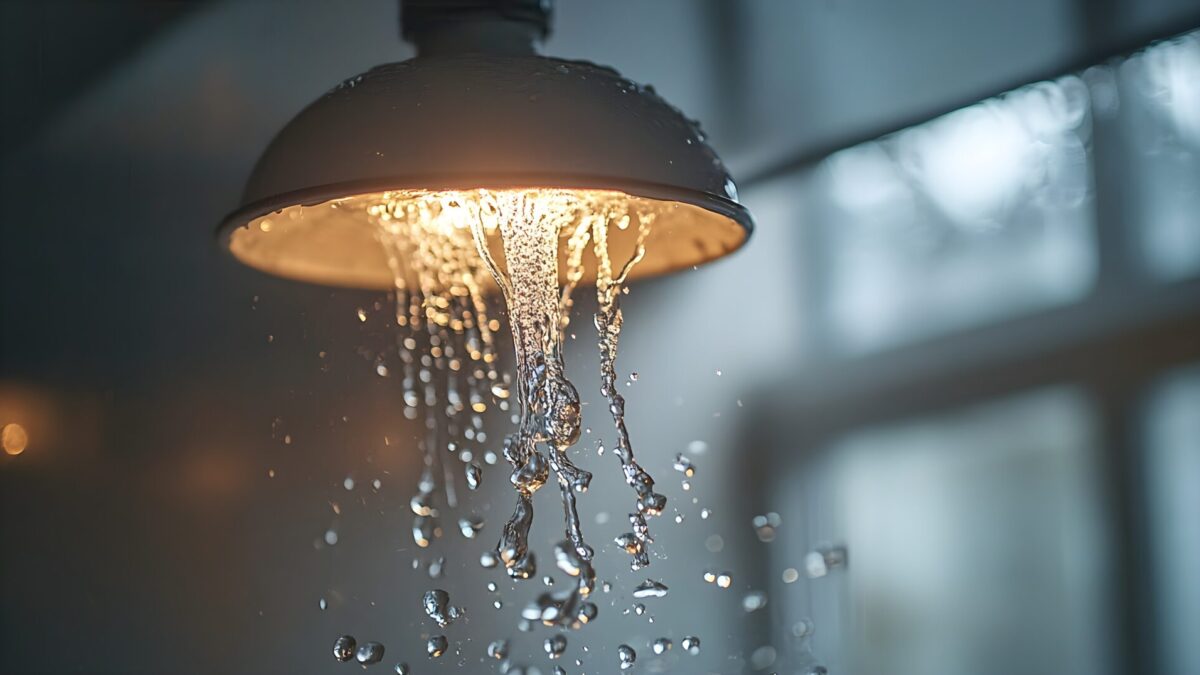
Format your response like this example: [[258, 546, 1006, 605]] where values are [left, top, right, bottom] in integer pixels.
[[1144, 364, 1200, 675], [810, 77, 1097, 353], [813, 388, 1109, 675], [1117, 32, 1200, 282]]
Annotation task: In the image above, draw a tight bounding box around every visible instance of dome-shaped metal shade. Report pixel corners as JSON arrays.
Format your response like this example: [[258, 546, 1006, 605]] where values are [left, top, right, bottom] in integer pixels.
[[219, 54, 752, 289]]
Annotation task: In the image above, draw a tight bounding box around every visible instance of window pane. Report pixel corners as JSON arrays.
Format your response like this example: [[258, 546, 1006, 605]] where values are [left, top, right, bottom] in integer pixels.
[[1144, 364, 1200, 675], [1117, 31, 1200, 282], [809, 77, 1098, 353], [777, 388, 1111, 675]]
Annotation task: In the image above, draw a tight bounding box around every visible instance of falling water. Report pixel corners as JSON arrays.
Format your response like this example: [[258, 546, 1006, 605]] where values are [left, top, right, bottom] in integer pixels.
[[333, 189, 680, 667]]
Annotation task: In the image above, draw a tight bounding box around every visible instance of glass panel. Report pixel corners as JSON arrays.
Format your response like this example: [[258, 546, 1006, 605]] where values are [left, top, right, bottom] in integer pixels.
[[808, 77, 1098, 353], [1117, 30, 1200, 282], [1144, 364, 1200, 675], [773, 388, 1111, 675]]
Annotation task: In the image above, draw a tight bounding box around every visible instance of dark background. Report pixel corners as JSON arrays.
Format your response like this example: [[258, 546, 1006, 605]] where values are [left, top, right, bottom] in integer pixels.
[[2, 1, 1199, 674]]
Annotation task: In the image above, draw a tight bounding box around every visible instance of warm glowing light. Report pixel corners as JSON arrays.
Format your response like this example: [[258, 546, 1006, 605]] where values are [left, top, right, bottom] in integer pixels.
[[228, 188, 746, 290], [2, 423, 28, 455]]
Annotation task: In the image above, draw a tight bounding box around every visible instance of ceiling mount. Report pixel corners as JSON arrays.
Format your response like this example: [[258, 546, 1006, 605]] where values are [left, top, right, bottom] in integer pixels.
[[401, 0, 551, 55]]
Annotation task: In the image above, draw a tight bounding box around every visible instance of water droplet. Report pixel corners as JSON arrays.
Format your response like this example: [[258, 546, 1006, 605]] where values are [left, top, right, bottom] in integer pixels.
[[427, 556, 445, 579], [652, 637, 672, 655], [324, 529, 339, 546], [488, 639, 510, 660], [752, 512, 782, 542], [480, 550, 499, 569], [544, 634, 567, 659], [672, 453, 695, 477], [343, 477, 355, 491], [681, 636, 701, 655], [700, 507, 712, 519], [782, 567, 800, 584], [423, 589, 463, 628], [674, 513, 684, 524], [716, 572, 733, 588], [426, 635, 447, 658], [465, 463, 482, 490], [742, 590, 768, 612], [318, 597, 327, 611], [357, 308, 368, 322], [792, 618, 816, 638], [633, 603, 646, 616], [355, 641, 385, 666], [393, 663, 410, 675], [750, 645, 777, 669], [617, 644, 636, 670], [805, 545, 847, 578], [333, 635, 356, 662], [632, 579, 669, 599], [458, 514, 485, 538]]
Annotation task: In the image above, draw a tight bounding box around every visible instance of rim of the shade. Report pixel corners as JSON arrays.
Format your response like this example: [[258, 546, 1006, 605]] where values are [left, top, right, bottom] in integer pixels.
[[217, 172, 754, 279]]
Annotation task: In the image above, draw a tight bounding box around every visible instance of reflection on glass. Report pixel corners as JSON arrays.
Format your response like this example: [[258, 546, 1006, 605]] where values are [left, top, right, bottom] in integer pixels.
[[1119, 31, 1200, 281], [1144, 364, 1200, 675], [813, 77, 1097, 353], [814, 388, 1109, 675]]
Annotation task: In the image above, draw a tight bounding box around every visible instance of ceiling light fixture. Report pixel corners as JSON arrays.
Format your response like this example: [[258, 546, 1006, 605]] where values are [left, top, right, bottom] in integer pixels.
[[217, 0, 751, 288]]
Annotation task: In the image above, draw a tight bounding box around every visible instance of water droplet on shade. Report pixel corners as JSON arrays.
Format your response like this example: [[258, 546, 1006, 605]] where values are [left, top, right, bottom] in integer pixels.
[[394, 663, 410, 675], [681, 636, 701, 655], [716, 572, 733, 588], [652, 637, 672, 655]]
